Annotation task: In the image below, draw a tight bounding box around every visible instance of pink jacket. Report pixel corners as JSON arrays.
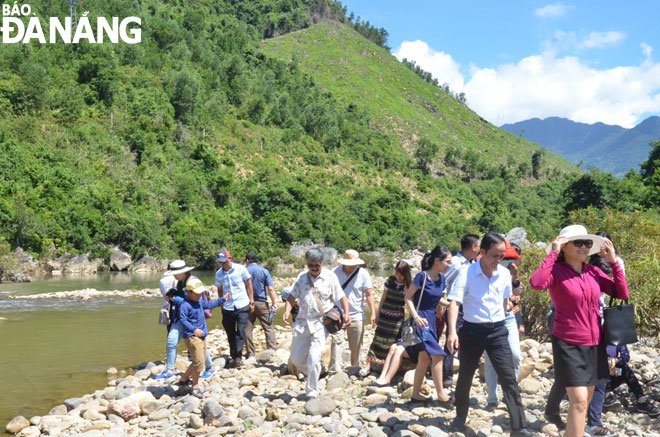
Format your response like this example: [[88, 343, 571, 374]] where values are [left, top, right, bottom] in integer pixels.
[[530, 251, 629, 346]]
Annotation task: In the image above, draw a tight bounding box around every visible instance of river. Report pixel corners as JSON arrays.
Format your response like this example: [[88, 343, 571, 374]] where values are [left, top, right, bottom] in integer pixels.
[[0, 272, 220, 431]]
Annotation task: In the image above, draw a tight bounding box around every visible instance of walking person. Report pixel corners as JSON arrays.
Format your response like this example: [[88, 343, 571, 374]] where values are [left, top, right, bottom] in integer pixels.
[[442, 233, 480, 387], [530, 225, 628, 437], [244, 252, 278, 358], [329, 249, 375, 375], [484, 239, 522, 409], [447, 232, 532, 436], [404, 245, 452, 405], [215, 248, 254, 368], [283, 247, 351, 400], [155, 260, 215, 379], [365, 260, 411, 374]]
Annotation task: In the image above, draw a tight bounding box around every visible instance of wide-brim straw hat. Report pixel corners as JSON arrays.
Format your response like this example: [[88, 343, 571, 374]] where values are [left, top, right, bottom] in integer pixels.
[[164, 259, 195, 276], [555, 224, 605, 256], [337, 249, 365, 266]]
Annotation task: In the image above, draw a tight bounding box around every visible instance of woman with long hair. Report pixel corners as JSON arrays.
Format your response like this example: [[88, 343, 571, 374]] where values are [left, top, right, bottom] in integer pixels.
[[404, 245, 452, 405], [530, 225, 628, 437], [365, 260, 412, 374]]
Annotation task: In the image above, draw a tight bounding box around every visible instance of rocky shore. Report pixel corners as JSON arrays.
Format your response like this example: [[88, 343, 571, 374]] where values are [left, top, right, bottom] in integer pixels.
[[5, 277, 660, 437]]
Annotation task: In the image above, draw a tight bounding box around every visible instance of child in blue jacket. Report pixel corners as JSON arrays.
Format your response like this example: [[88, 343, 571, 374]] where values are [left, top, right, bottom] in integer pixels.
[[169, 278, 228, 398]]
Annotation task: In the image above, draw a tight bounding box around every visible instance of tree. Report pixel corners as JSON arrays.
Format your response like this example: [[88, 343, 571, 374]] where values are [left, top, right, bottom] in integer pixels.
[[640, 139, 660, 206], [531, 150, 544, 179], [414, 137, 439, 175], [171, 70, 200, 124]]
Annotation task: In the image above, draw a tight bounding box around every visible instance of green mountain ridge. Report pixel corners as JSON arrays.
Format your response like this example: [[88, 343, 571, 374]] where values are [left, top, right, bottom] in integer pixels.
[[0, 0, 599, 270]]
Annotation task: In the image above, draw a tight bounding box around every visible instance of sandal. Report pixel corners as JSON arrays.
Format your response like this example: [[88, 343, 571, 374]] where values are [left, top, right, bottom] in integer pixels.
[[408, 396, 432, 405], [191, 387, 204, 399], [358, 368, 370, 378]]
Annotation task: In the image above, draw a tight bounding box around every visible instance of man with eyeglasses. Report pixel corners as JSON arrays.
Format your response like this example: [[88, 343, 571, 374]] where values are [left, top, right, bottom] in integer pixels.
[[283, 247, 351, 400]]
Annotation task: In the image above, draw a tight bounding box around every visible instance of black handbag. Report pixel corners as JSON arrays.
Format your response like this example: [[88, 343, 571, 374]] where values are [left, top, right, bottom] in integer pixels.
[[603, 290, 637, 346]]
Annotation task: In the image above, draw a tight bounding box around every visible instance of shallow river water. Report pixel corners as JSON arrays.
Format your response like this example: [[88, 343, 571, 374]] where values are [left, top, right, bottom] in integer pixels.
[[0, 272, 220, 431]]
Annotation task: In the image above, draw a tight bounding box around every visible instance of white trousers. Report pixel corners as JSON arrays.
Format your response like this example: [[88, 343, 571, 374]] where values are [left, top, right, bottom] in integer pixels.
[[290, 323, 327, 398]]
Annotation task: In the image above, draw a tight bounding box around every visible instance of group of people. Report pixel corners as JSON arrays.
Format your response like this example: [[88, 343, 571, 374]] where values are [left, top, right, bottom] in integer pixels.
[[153, 225, 657, 436]]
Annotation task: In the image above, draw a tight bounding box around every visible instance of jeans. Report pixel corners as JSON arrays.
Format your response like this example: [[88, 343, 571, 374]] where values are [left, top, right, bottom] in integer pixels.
[[166, 320, 212, 371], [484, 311, 521, 404], [587, 383, 607, 426]]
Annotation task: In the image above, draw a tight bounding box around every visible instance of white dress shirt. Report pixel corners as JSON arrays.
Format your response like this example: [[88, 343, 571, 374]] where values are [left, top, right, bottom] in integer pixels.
[[444, 252, 474, 292], [290, 268, 345, 333], [448, 260, 512, 323]]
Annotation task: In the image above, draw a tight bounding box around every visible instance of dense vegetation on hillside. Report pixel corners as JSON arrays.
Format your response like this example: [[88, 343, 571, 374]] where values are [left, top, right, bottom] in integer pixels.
[[0, 0, 657, 274]]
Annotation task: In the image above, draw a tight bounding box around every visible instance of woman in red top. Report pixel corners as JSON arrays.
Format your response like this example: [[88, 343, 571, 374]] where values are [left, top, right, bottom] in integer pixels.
[[530, 225, 628, 437]]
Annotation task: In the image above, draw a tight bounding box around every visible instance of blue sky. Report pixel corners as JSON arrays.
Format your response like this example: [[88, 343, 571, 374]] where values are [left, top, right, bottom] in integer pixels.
[[342, 1, 660, 128]]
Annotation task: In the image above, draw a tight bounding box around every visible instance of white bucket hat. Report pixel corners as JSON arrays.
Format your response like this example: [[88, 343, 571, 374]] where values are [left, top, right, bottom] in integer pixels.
[[164, 259, 195, 276], [556, 225, 605, 256], [337, 249, 365, 266]]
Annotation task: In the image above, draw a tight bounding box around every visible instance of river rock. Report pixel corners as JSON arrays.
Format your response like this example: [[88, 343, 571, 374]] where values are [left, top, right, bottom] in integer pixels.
[[109, 247, 132, 271], [106, 367, 118, 376], [128, 255, 161, 272], [520, 378, 542, 394], [368, 428, 389, 437], [107, 397, 140, 421], [517, 364, 535, 382], [423, 426, 448, 437], [378, 412, 400, 427], [82, 409, 106, 421], [326, 372, 350, 391], [148, 409, 171, 421], [363, 393, 388, 406], [134, 369, 152, 380], [6, 416, 30, 433], [202, 400, 223, 421], [139, 401, 163, 415], [256, 349, 275, 364], [402, 369, 415, 390], [49, 405, 68, 415], [16, 425, 40, 437], [64, 397, 86, 411], [189, 414, 203, 429], [39, 415, 79, 433], [304, 395, 336, 416]]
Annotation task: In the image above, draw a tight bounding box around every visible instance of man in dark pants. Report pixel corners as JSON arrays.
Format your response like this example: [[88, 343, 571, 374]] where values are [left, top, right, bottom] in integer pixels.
[[215, 248, 254, 368], [446, 232, 533, 436]]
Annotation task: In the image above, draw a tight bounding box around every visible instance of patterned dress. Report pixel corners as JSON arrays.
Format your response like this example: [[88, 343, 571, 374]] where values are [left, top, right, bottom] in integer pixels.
[[366, 277, 407, 369]]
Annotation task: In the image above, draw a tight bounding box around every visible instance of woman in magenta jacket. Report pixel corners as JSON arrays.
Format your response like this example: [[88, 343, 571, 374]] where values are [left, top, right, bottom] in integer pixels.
[[530, 225, 628, 437]]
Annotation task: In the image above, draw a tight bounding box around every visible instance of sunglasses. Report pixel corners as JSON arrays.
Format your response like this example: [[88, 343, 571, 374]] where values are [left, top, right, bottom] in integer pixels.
[[571, 239, 593, 248], [307, 263, 322, 269]]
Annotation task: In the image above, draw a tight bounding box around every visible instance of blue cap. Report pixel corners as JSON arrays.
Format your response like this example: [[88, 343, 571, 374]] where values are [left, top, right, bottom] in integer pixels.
[[217, 248, 231, 262]]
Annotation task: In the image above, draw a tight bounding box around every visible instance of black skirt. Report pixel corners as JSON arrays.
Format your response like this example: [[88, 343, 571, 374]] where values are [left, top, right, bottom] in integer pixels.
[[551, 335, 609, 387]]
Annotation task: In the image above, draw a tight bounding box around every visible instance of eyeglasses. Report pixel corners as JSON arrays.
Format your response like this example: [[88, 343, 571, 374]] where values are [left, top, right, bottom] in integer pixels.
[[307, 263, 322, 269], [571, 239, 593, 248]]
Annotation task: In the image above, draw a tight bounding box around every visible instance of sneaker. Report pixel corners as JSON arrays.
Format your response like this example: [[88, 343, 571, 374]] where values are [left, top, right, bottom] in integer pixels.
[[636, 399, 660, 417], [584, 425, 617, 436], [543, 412, 566, 431], [485, 402, 498, 411], [603, 395, 623, 412], [154, 369, 176, 379], [201, 368, 215, 379], [319, 364, 328, 379]]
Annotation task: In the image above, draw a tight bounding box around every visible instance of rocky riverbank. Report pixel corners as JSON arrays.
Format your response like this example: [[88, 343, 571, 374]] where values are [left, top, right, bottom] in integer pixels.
[[6, 303, 660, 436]]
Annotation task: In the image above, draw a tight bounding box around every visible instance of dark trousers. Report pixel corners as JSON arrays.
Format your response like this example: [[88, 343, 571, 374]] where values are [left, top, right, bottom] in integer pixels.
[[545, 380, 565, 416], [443, 311, 464, 383], [245, 301, 277, 356], [608, 363, 644, 398], [222, 306, 250, 359], [456, 321, 526, 431]]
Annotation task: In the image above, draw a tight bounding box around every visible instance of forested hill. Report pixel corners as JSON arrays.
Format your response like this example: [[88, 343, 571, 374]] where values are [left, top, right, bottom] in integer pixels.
[[0, 0, 621, 269]]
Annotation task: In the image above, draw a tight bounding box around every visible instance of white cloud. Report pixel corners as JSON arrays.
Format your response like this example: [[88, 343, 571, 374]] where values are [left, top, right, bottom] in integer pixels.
[[395, 40, 660, 128], [578, 31, 626, 49], [535, 3, 573, 18], [393, 40, 465, 92]]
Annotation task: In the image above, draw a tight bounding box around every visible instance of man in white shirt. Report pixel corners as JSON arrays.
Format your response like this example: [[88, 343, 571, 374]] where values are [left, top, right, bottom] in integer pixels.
[[329, 249, 375, 374], [443, 233, 480, 387], [446, 232, 532, 437], [283, 247, 351, 400]]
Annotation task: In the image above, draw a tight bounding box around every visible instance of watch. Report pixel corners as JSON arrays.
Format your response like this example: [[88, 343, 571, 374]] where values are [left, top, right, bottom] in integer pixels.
[[250, 301, 254, 305]]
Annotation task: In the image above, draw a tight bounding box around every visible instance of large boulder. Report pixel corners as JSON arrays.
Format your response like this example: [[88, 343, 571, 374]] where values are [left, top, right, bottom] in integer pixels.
[[109, 247, 132, 271], [304, 395, 336, 416], [128, 256, 164, 272], [106, 392, 154, 421], [323, 247, 338, 265], [62, 254, 102, 273], [6, 416, 30, 433], [289, 240, 315, 258], [13, 248, 40, 273], [506, 227, 531, 248]]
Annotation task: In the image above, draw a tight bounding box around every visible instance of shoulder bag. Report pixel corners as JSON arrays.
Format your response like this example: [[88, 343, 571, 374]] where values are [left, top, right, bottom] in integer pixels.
[[401, 273, 427, 347], [603, 287, 637, 346]]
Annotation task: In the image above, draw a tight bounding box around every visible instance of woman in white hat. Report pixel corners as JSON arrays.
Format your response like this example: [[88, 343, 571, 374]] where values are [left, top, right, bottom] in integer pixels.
[[530, 225, 629, 437]]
